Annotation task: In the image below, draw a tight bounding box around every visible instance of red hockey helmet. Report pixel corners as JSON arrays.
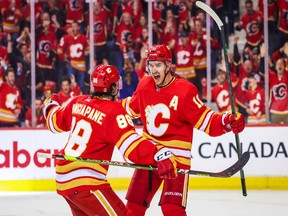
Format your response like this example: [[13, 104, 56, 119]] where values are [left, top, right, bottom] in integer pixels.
[[146, 44, 172, 62], [91, 64, 121, 93]]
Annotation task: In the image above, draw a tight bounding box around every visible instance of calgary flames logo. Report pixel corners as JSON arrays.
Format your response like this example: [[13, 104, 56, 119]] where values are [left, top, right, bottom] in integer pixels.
[[273, 84, 287, 100], [70, 0, 80, 10], [94, 22, 103, 34], [39, 41, 51, 54], [246, 21, 259, 35], [5, 93, 17, 109], [121, 30, 133, 45]]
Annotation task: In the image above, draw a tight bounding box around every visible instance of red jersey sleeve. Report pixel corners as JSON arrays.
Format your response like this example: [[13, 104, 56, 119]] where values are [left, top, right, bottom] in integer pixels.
[[105, 105, 158, 165], [181, 85, 227, 136]]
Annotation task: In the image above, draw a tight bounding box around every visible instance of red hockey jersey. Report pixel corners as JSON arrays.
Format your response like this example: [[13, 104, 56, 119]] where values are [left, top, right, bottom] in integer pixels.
[[46, 95, 161, 195], [93, 9, 108, 46], [190, 30, 207, 70], [174, 42, 196, 79], [0, 79, 22, 124], [65, 0, 85, 23], [1, 0, 22, 33], [58, 34, 89, 72], [235, 65, 255, 107], [115, 22, 134, 50], [277, 0, 288, 34], [246, 87, 266, 124], [212, 82, 231, 113], [121, 76, 229, 170], [36, 28, 58, 69], [212, 74, 238, 113], [269, 70, 288, 114], [240, 10, 263, 46]]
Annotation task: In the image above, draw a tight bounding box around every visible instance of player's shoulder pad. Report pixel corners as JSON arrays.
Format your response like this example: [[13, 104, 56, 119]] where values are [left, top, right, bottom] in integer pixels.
[[138, 76, 154, 87], [174, 77, 199, 93]]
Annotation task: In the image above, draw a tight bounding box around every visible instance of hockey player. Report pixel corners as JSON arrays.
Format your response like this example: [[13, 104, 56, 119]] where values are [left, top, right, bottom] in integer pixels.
[[43, 64, 177, 216], [121, 44, 246, 216]]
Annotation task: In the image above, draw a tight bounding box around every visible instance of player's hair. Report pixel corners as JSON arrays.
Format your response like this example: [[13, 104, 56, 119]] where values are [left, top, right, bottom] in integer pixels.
[[90, 83, 116, 98]]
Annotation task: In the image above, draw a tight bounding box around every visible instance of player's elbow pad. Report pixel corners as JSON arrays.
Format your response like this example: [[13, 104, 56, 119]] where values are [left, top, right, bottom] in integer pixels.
[[43, 101, 60, 119]]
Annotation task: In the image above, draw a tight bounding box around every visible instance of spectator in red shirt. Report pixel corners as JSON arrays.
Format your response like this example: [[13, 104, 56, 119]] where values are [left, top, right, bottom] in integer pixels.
[[212, 65, 238, 114], [57, 75, 82, 107], [36, 12, 58, 93], [0, 68, 22, 127], [235, 0, 263, 52], [258, 44, 288, 124], [24, 97, 45, 128], [276, 0, 288, 51], [174, 30, 196, 82], [57, 21, 90, 93], [1, 0, 22, 43], [91, 1, 109, 65], [245, 73, 266, 124]]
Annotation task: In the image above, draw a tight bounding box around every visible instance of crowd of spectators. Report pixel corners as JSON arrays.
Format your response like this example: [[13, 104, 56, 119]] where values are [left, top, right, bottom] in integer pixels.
[[0, 0, 287, 128]]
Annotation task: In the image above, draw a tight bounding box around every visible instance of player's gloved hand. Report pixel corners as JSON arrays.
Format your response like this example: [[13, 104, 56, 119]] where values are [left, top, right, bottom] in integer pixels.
[[43, 94, 60, 119], [154, 148, 177, 180], [222, 112, 245, 134]]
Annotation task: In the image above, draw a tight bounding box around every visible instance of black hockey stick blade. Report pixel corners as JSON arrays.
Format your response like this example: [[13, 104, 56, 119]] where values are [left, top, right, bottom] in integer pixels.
[[178, 151, 250, 178]]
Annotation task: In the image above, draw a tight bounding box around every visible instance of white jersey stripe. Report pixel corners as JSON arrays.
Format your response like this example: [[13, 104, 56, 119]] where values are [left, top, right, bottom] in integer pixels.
[[56, 169, 106, 182], [169, 148, 192, 159], [48, 108, 59, 134], [0, 112, 18, 120], [119, 133, 142, 155], [125, 97, 133, 116], [199, 110, 214, 132]]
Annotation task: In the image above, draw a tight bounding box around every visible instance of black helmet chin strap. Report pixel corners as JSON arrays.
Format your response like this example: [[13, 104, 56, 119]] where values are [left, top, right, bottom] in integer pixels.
[[109, 84, 119, 101]]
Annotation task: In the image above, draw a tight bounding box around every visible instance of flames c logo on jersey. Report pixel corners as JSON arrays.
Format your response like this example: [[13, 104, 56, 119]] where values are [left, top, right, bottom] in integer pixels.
[[246, 21, 259, 35], [121, 30, 133, 45], [70, 0, 80, 11], [5, 93, 17, 109], [39, 41, 51, 54], [94, 22, 103, 34], [217, 90, 230, 108], [145, 104, 170, 137], [273, 84, 287, 100], [177, 50, 191, 65]]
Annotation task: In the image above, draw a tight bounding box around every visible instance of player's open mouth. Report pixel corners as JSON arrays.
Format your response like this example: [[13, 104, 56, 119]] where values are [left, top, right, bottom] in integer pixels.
[[153, 74, 160, 82]]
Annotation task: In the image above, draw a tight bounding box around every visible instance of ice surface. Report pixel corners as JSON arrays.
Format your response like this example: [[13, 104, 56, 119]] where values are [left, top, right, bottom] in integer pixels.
[[0, 190, 287, 216]]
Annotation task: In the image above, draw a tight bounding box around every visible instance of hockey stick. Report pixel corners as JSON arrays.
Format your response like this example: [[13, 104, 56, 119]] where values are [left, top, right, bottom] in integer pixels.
[[195, 1, 247, 196], [37, 151, 250, 178]]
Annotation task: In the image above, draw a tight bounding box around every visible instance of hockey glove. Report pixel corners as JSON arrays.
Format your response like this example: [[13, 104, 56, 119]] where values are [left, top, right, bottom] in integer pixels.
[[222, 112, 245, 134], [43, 94, 60, 119], [154, 148, 177, 180]]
